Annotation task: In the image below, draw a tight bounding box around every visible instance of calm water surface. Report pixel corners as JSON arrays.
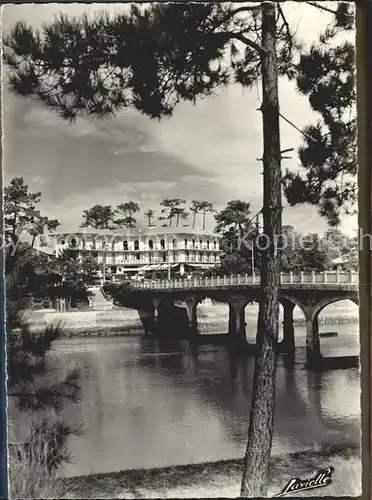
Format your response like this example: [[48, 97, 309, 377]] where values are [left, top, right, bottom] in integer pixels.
[[47, 302, 360, 478]]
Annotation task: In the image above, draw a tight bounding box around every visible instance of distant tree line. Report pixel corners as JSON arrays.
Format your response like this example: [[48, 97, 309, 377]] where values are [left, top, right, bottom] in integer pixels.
[[80, 199, 215, 230], [211, 200, 358, 275]]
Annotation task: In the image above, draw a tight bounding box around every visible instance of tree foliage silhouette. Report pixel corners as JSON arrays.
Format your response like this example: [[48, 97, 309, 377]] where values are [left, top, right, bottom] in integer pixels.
[[115, 201, 140, 228], [283, 7, 355, 225], [5, 177, 60, 247], [144, 209, 155, 227], [81, 205, 115, 229]]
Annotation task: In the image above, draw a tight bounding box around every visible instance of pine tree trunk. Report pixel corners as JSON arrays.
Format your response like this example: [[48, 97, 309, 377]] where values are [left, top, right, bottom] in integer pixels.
[[202, 212, 206, 231], [192, 213, 196, 228], [240, 3, 282, 496]]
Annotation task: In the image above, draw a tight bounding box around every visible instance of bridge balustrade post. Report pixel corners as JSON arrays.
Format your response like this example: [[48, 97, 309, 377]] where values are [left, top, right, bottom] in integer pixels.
[[336, 269, 340, 283], [252, 272, 256, 284], [289, 271, 293, 284], [311, 271, 315, 284], [349, 270, 353, 283], [224, 275, 227, 286], [245, 273, 248, 284], [300, 271, 304, 284], [238, 274, 240, 285], [230, 275, 234, 285], [323, 271, 327, 284], [217, 276, 220, 286]]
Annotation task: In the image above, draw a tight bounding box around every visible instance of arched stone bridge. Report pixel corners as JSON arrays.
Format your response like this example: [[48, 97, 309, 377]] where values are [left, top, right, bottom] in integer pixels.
[[116, 271, 359, 369]]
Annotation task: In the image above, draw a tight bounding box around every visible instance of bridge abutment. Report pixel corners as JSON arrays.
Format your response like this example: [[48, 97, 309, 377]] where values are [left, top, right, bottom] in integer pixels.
[[279, 299, 295, 356], [300, 304, 323, 370], [151, 298, 161, 335], [184, 297, 199, 339], [228, 297, 250, 348]]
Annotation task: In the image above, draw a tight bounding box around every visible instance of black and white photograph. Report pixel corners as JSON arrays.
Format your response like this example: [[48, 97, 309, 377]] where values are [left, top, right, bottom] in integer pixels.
[[2, 1, 362, 497]]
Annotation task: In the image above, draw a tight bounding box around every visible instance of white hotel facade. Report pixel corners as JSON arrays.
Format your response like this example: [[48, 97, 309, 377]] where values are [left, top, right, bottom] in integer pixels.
[[52, 226, 221, 277]]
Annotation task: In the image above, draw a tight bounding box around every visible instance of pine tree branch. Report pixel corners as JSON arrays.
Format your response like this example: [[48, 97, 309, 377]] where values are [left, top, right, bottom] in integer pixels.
[[219, 32, 266, 55], [9, 366, 81, 412], [279, 112, 318, 143], [305, 1, 354, 17], [214, 4, 262, 28]]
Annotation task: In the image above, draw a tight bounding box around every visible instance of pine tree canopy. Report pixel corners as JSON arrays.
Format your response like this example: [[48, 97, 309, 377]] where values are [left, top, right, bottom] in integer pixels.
[[3, 3, 297, 121], [283, 12, 356, 225], [3, 2, 355, 225]]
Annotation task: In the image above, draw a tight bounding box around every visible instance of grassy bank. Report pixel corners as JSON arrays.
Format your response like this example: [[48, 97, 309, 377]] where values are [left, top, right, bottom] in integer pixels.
[[62, 444, 361, 498]]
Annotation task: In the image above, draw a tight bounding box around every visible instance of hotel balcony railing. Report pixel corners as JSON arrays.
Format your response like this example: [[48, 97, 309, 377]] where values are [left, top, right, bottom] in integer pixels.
[[75, 246, 220, 253]]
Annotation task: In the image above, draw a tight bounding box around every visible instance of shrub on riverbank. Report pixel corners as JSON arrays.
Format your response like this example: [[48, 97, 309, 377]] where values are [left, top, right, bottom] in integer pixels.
[[8, 436, 65, 498]]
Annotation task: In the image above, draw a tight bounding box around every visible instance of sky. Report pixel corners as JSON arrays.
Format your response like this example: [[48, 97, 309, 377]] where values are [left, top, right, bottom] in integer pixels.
[[1, 2, 357, 235]]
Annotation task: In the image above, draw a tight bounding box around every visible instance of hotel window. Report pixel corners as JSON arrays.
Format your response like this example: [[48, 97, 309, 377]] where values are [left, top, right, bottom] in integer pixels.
[[137, 253, 141, 260], [134, 240, 139, 251], [149, 240, 153, 250], [70, 238, 77, 248], [82, 239, 86, 250], [173, 251, 177, 261], [186, 251, 189, 260], [92, 239, 96, 250], [207, 240, 210, 250], [214, 240, 217, 250], [160, 239, 165, 250], [92, 251, 98, 259], [184, 238, 188, 249], [162, 252, 167, 262], [192, 239, 195, 249], [173, 239, 176, 249], [123, 240, 128, 251], [111, 239, 116, 251]]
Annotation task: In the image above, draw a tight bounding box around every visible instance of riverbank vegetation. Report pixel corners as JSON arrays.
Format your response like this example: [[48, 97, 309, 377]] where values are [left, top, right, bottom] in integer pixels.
[[6, 214, 83, 497], [62, 444, 361, 498], [8, 431, 66, 499]]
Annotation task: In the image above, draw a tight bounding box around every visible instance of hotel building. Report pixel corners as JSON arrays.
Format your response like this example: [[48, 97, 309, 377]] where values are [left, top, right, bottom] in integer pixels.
[[51, 226, 221, 277]]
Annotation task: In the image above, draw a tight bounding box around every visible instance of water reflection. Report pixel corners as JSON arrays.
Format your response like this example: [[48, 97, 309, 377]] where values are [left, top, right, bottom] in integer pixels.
[[39, 328, 360, 478]]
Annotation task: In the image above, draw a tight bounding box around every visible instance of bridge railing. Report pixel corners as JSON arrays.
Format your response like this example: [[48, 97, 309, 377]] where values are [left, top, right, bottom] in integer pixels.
[[133, 271, 358, 290]]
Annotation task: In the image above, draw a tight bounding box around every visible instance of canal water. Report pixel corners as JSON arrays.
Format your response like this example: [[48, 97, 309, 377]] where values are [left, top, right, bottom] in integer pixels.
[[43, 301, 360, 478]]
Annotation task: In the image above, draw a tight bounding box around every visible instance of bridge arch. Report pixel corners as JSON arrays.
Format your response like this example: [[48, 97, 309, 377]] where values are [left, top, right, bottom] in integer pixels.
[[196, 297, 229, 335], [279, 292, 358, 367]]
